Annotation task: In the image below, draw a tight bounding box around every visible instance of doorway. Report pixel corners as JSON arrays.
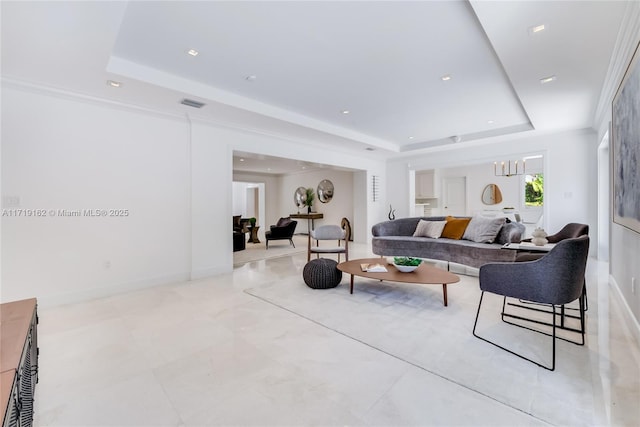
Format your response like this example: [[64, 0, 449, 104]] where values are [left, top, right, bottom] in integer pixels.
[[232, 181, 265, 240], [442, 176, 467, 216]]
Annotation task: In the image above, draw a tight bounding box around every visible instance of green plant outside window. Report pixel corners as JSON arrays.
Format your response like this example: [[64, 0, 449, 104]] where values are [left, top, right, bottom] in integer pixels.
[[525, 173, 544, 207]]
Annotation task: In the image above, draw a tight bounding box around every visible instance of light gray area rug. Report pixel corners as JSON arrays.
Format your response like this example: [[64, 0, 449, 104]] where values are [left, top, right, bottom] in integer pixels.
[[245, 272, 601, 426]]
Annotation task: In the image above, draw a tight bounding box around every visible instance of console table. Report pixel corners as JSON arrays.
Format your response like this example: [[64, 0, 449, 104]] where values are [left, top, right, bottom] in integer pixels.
[[290, 213, 323, 234], [1, 298, 38, 427]]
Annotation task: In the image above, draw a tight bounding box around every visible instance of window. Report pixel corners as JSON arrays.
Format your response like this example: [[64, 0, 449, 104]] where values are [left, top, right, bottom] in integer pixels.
[[524, 173, 544, 207]]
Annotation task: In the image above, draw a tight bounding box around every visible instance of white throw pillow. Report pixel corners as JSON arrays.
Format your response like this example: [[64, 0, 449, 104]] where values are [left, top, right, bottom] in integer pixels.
[[413, 219, 447, 238], [462, 215, 506, 243]]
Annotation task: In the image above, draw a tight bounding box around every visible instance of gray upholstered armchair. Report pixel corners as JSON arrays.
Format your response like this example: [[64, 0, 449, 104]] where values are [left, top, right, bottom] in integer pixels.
[[473, 235, 590, 371], [516, 223, 589, 262]]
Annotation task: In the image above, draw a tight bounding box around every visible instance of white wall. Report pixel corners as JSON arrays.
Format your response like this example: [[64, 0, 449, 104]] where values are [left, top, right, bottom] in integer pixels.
[[595, 2, 640, 329], [233, 171, 281, 236], [1, 86, 192, 304], [1, 82, 387, 305], [231, 182, 262, 219], [279, 169, 354, 235], [435, 163, 522, 215], [189, 120, 233, 279], [388, 129, 596, 246], [231, 182, 247, 216]]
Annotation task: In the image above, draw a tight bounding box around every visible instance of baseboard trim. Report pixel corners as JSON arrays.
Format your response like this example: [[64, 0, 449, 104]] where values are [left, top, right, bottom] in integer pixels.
[[37, 272, 191, 308], [190, 265, 231, 280], [610, 274, 640, 347]]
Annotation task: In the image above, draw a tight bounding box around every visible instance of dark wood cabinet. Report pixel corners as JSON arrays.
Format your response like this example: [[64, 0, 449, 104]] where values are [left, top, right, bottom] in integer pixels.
[[1, 298, 38, 427]]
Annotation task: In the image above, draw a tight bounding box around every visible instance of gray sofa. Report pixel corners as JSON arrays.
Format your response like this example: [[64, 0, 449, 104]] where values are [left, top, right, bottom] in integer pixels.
[[371, 216, 526, 269]]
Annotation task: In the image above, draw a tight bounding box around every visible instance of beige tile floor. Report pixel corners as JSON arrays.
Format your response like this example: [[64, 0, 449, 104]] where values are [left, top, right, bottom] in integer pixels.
[[33, 242, 640, 426]]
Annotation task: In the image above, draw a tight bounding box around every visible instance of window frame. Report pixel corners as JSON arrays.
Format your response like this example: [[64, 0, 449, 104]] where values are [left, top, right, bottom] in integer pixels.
[[521, 171, 544, 211]]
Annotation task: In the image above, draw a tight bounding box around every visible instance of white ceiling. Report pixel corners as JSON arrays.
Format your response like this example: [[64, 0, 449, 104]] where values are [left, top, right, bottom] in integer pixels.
[[1, 1, 629, 173]]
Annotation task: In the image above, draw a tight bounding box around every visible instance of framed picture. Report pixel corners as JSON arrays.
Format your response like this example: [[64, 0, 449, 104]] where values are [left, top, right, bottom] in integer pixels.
[[612, 41, 640, 234]]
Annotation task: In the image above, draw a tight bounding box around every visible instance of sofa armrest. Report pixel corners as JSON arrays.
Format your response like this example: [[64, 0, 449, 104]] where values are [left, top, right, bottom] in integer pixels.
[[495, 222, 526, 244]]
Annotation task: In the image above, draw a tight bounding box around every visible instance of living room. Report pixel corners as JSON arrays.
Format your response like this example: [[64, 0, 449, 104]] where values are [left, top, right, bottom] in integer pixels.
[[2, 1, 639, 426]]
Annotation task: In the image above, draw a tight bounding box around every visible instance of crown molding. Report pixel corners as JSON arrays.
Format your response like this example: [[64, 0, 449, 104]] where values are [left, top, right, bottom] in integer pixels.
[[1, 77, 190, 123], [2, 77, 386, 165], [593, 1, 640, 136]]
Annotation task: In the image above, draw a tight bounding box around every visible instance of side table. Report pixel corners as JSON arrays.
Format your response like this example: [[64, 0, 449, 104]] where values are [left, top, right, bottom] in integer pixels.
[[248, 226, 260, 243]]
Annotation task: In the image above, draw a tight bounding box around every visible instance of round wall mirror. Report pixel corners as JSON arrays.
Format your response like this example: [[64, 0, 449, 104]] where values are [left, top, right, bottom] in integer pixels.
[[317, 179, 334, 203], [294, 187, 307, 208], [481, 184, 503, 205]]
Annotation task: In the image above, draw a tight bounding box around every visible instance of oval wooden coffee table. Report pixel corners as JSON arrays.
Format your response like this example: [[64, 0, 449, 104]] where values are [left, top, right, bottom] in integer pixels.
[[337, 257, 460, 307]]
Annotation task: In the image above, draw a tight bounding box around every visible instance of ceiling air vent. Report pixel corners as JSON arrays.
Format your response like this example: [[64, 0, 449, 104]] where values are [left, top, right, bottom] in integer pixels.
[[180, 98, 205, 109]]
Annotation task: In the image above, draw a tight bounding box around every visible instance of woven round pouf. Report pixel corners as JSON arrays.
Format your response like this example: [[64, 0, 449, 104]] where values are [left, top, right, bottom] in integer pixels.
[[303, 258, 342, 289]]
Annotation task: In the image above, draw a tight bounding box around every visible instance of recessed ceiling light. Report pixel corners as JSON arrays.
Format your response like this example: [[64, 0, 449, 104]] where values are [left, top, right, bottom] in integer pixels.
[[487, 120, 494, 124], [187, 49, 199, 57], [245, 75, 257, 82], [408, 136, 415, 140], [441, 75, 452, 81], [540, 75, 557, 84], [106, 80, 122, 88], [529, 24, 546, 34], [341, 110, 350, 114], [239, 158, 244, 162]]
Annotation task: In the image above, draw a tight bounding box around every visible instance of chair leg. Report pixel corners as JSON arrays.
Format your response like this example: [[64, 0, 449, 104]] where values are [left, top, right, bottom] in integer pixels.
[[551, 304, 557, 371], [472, 292, 486, 337], [577, 291, 586, 345], [516, 278, 588, 314], [473, 291, 557, 371], [290, 238, 295, 248], [503, 296, 585, 346], [266, 240, 269, 249]]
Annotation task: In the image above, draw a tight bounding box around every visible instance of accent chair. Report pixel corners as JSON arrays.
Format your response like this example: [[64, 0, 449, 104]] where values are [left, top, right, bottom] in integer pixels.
[[473, 235, 590, 371], [265, 218, 298, 249]]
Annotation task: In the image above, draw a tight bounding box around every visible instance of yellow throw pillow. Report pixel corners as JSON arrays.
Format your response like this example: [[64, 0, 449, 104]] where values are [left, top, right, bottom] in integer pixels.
[[441, 216, 472, 240]]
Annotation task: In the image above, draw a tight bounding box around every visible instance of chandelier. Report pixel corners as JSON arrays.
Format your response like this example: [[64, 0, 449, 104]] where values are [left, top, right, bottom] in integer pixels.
[[494, 160, 525, 177]]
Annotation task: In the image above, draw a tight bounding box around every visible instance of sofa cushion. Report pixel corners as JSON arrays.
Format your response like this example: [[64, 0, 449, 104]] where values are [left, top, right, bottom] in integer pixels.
[[275, 217, 292, 227], [413, 219, 447, 238], [441, 216, 472, 240], [371, 235, 518, 268], [495, 221, 526, 245], [462, 215, 506, 243]]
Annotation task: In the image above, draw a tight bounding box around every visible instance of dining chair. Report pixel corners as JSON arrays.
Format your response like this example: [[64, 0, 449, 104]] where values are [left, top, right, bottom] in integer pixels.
[[307, 224, 348, 263]]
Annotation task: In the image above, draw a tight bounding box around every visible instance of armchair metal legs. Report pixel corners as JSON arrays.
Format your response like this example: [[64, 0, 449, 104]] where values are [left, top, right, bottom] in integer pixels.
[[504, 288, 586, 346], [473, 289, 586, 371], [265, 237, 295, 250]]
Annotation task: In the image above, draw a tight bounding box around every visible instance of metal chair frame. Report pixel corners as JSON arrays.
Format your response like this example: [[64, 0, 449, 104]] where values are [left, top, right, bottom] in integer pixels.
[[473, 283, 586, 371]]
